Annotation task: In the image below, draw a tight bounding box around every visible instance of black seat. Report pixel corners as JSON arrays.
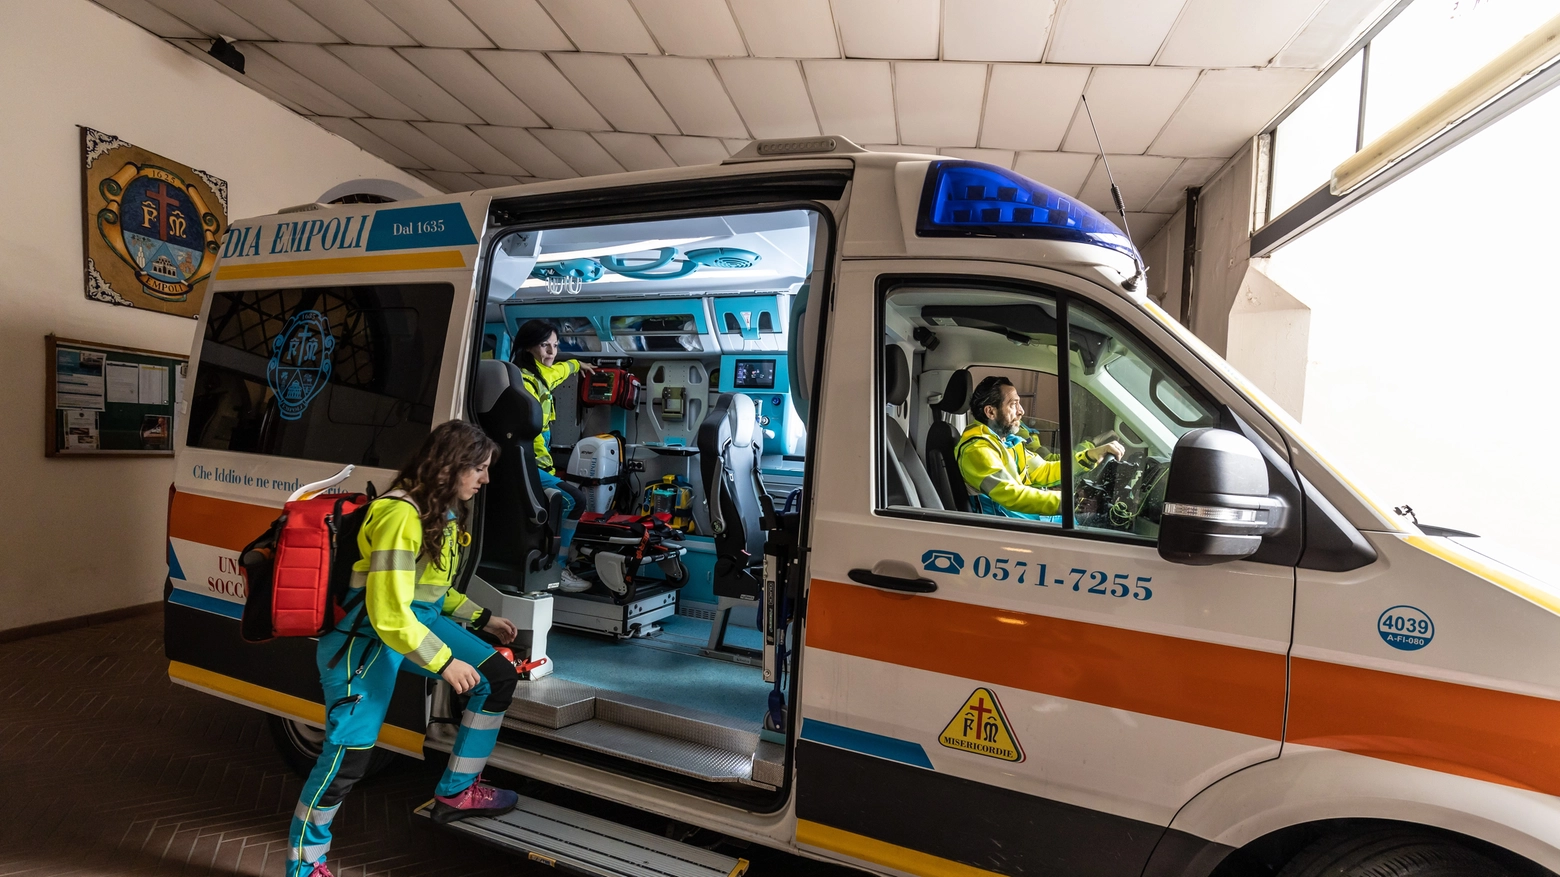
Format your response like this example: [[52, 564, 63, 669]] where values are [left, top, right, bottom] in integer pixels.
[[883, 345, 943, 509], [698, 393, 772, 592], [474, 360, 564, 591], [925, 368, 972, 512]]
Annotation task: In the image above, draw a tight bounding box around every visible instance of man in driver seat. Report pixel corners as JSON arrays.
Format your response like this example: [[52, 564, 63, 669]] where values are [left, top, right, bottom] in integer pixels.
[[957, 375, 1125, 519]]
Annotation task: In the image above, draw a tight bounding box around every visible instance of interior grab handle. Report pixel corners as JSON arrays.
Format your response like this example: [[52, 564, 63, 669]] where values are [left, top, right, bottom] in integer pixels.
[[849, 561, 937, 594]]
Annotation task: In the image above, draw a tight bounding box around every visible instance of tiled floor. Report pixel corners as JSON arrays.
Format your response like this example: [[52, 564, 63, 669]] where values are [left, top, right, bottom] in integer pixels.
[[0, 612, 856, 877]]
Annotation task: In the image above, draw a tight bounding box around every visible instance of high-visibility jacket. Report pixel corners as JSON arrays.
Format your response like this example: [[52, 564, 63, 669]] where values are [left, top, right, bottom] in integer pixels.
[[519, 359, 580, 474], [956, 422, 1091, 516], [342, 497, 483, 674]]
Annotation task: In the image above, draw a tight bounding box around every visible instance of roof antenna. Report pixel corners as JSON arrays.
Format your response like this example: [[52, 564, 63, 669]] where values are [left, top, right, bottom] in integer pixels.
[[1079, 95, 1145, 292]]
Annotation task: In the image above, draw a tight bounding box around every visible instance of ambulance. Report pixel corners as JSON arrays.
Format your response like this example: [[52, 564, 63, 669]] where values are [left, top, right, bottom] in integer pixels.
[[165, 136, 1560, 877]]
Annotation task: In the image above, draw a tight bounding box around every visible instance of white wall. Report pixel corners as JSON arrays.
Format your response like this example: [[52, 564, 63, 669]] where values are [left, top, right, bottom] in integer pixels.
[[0, 0, 433, 633], [1266, 80, 1560, 571]]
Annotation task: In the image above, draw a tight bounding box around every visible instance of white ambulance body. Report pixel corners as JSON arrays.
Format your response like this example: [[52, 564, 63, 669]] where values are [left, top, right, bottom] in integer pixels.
[[165, 138, 1560, 877]]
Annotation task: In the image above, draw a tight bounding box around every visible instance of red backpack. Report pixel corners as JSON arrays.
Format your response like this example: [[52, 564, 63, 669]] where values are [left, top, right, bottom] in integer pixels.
[[238, 490, 375, 643], [579, 367, 643, 411]]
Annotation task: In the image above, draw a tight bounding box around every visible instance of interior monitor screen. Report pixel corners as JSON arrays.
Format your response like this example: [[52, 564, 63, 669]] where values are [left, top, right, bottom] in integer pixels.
[[732, 359, 776, 389]]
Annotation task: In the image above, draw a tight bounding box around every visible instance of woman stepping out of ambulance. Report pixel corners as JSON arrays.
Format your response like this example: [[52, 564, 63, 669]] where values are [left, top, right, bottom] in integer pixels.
[[288, 420, 522, 877]]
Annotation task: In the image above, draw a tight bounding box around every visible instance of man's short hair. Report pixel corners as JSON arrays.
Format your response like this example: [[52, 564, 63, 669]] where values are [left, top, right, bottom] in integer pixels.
[[968, 375, 1013, 426]]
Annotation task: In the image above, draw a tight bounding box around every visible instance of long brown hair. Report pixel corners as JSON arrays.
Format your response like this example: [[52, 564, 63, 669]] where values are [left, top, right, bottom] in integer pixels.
[[389, 420, 498, 567]]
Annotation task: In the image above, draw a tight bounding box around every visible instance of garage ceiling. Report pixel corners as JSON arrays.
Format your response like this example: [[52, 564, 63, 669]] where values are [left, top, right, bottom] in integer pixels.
[[94, 0, 1386, 239]]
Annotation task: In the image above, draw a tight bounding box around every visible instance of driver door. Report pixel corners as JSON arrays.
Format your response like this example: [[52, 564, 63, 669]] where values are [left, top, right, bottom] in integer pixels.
[[795, 261, 1294, 877]]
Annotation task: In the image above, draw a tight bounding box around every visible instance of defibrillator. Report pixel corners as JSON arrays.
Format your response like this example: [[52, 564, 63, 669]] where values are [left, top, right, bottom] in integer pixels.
[[639, 474, 695, 532]]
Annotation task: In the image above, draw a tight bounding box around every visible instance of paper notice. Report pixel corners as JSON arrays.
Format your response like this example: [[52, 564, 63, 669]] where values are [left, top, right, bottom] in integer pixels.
[[65, 409, 99, 450], [56, 349, 106, 410], [107, 363, 140, 403], [138, 364, 169, 406]]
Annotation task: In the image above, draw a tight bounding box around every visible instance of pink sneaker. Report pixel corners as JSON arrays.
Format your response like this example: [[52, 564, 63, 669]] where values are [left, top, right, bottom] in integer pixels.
[[429, 776, 519, 824], [309, 865, 333, 877]]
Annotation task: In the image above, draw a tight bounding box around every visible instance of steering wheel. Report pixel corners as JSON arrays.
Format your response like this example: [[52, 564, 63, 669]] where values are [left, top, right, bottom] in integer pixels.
[[1074, 453, 1145, 531]]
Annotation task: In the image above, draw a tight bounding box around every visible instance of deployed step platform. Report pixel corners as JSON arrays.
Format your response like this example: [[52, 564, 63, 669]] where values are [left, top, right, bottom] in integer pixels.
[[414, 794, 748, 877]]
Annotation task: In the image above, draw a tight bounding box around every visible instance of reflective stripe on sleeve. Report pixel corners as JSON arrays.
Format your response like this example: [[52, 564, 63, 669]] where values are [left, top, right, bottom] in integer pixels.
[[368, 549, 416, 573]]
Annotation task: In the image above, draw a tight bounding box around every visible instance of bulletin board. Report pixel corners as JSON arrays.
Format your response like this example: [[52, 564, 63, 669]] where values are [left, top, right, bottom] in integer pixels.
[[46, 335, 186, 457]]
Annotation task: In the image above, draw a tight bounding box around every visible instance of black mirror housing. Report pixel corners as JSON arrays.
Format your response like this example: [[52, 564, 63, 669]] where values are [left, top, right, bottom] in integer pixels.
[[1158, 428, 1288, 565]]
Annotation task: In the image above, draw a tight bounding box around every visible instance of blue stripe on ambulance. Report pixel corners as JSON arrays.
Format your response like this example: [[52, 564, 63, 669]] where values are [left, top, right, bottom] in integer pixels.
[[800, 719, 934, 769], [168, 588, 243, 620]]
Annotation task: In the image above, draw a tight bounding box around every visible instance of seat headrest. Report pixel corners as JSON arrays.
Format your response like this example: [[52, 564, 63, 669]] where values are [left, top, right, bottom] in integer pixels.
[[933, 369, 972, 414], [475, 360, 519, 415], [884, 344, 910, 406], [729, 393, 757, 448]]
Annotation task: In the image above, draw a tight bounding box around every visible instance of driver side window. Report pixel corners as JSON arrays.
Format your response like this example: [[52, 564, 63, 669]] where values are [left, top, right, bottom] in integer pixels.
[[878, 282, 1218, 545]]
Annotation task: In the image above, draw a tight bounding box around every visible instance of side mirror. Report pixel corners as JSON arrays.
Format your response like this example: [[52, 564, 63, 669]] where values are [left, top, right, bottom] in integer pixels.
[[1158, 428, 1288, 565]]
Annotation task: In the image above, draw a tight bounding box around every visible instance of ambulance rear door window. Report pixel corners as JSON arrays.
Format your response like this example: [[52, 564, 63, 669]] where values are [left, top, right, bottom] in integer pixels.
[[187, 283, 453, 469]]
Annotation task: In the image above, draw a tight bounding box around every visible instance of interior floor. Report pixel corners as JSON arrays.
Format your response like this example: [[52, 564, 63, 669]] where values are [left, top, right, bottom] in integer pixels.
[[545, 614, 769, 727]]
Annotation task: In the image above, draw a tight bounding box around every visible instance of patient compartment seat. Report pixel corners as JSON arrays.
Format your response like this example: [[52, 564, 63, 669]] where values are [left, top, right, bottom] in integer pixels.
[[474, 359, 564, 592], [698, 393, 772, 653]]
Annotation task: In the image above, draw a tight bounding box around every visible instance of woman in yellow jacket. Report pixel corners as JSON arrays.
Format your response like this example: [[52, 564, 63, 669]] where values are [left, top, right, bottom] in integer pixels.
[[513, 320, 595, 585], [288, 421, 521, 877]]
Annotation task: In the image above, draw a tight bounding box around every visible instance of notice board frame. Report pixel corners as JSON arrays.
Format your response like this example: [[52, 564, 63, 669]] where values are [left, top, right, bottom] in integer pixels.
[[46, 334, 187, 458]]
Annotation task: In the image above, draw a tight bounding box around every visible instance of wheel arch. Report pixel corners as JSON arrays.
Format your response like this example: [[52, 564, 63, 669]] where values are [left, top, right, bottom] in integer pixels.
[[1144, 747, 1560, 877]]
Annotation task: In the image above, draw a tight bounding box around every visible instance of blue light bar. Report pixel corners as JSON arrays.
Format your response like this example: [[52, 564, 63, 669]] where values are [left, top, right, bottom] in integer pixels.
[[916, 160, 1138, 261]]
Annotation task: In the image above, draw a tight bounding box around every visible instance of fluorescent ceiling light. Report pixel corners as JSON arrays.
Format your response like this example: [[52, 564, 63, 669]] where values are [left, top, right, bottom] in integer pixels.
[[536, 237, 714, 262]]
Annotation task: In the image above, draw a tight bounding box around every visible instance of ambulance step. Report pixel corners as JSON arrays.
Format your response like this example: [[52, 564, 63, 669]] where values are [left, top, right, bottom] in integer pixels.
[[511, 716, 759, 785], [416, 795, 749, 877]]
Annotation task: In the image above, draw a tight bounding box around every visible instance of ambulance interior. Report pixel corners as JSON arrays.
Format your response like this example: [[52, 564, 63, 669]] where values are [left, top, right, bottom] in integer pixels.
[[881, 287, 1218, 537], [464, 209, 819, 793]]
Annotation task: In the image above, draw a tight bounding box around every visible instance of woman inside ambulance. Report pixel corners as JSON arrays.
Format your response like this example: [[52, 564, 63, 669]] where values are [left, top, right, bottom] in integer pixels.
[[288, 421, 522, 877], [512, 319, 595, 588], [958, 374, 1125, 519]]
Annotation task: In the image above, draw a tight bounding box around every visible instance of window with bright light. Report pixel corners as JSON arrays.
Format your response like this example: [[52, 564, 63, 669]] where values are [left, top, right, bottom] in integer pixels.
[[1271, 52, 1364, 216]]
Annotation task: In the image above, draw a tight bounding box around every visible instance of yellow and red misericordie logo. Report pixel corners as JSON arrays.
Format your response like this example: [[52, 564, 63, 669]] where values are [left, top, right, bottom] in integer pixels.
[[938, 687, 1024, 763]]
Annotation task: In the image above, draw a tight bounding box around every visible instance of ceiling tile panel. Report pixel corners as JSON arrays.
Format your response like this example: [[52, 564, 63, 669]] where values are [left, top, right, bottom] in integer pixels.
[[593, 132, 678, 170], [240, 43, 366, 116], [1150, 67, 1312, 156], [473, 51, 610, 130], [632, 0, 747, 57], [145, 0, 269, 39], [263, 42, 423, 119], [420, 170, 484, 191], [468, 173, 523, 188], [658, 135, 731, 166], [1076, 153, 1182, 212], [356, 118, 479, 171], [174, 40, 313, 113], [728, 0, 839, 58], [1272, 0, 1382, 68], [288, 0, 413, 44], [716, 59, 819, 139], [310, 115, 430, 167], [210, 0, 337, 42], [538, 0, 659, 54], [413, 121, 527, 174], [1157, 0, 1326, 68], [531, 128, 627, 175], [943, 0, 1056, 62], [894, 62, 987, 147], [834, 0, 940, 59], [1012, 151, 1096, 195], [980, 63, 1088, 151], [473, 126, 579, 178], [723, 138, 752, 154], [452, 0, 574, 50], [632, 57, 748, 138], [802, 60, 897, 144], [1144, 156, 1224, 213], [1126, 212, 1171, 240], [328, 46, 482, 123], [940, 147, 1015, 167], [364, 0, 493, 48], [399, 48, 544, 127], [552, 53, 679, 134], [1046, 0, 1186, 65], [1060, 66, 1198, 154], [96, 0, 206, 37], [866, 144, 939, 156]]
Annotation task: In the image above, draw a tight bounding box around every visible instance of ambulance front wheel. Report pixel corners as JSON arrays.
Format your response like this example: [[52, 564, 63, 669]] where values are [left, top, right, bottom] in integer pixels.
[[1277, 828, 1512, 877], [266, 715, 399, 779]]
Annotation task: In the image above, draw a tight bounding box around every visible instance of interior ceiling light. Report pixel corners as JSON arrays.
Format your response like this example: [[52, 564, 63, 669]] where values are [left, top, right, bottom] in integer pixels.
[[518, 266, 781, 288], [536, 237, 712, 263], [1332, 10, 1560, 195]]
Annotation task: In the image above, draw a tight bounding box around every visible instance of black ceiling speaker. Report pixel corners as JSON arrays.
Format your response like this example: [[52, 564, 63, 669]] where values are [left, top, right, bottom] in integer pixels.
[[208, 37, 245, 74]]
